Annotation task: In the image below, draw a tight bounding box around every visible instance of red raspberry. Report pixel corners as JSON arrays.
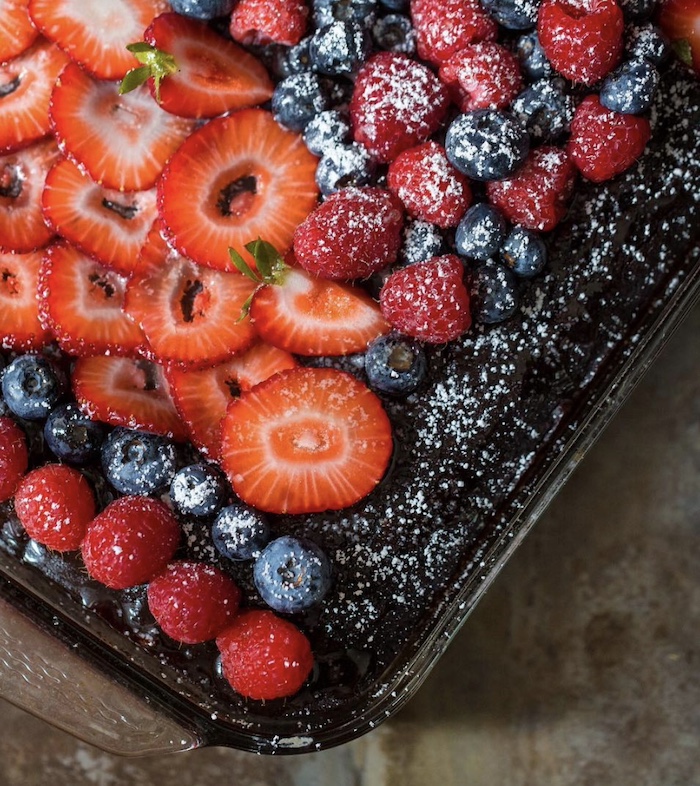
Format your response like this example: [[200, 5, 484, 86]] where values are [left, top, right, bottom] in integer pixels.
[[82, 496, 180, 590], [537, 0, 624, 86], [216, 609, 314, 700], [567, 95, 651, 183], [350, 52, 450, 164], [411, 0, 498, 65], [293, 186, 404, 280], [229, 0, 309, 47], [486, 146, 577, 231], [380, 255, 472, 344], [147, 561, 242, 644], [14, 464, 96, 551], [439, 43, 523, 113], [0, 417, 28, 503], [387, 142, 472, 228]]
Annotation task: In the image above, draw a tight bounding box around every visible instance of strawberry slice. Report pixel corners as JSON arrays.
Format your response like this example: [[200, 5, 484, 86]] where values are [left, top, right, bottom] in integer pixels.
[[220, 366, 394, 514], [0, 249, 53, 350], [72, 355, 187, 440], [28, 0, 169, 80], [0, 0, 40, 63], [141, 12, 273, 118], [38, 242, 147, 357], [1, 138, 59, 253], [42, 156, 157, 276], [50, 62, 194, 192], [124, 226, 257, 368], [158, 108, 318, 272], [0, 38, 68, 152], [166, 342, 298, 457], [659, 0, 700, 74]]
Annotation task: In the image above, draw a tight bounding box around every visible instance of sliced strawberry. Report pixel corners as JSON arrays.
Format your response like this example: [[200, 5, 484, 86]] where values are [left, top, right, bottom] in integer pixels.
[[0, 38, 68, 152], [50, 62, 194, 192], [28, 0, 169, 80], [166, 342, 297, 458], [158, 108, 318, 272], [659, 0, 700, 74], [220, 366, 394, 514], [0, 249, 53, 350], [38, 242, 146, 357], [1, 137, 58, 252], [124, 226, 257, 368], [72, 355, 187, 440], [0, 0, 40, 63], [143, 12, 273, 119]]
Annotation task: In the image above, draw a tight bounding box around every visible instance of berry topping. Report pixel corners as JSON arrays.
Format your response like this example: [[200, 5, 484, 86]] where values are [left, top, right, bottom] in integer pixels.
[[169, 463, 229, 518], [212, 502, 270, 561], [480, 0, 540, 29], [372, 13, 416, 55], [0, 0, 40, 63], [0, 416, 28, 503], [14, 463, 96, 551], [230, 0, 310, 46], [364, 332, 428, 396], [220, 366, 393, 514], [658, 0, 700, 74], [511, 78, 575, 141], [43, 402, 106, 465], [168, 0, 235, 20], [470, 258, 520, 324], [455, 202, 507, 261], [271, 71, 331, 132], [0, 251, 53, 351], [501, 226, 548, 278], [216, 609, 314, 700], [399, 219, 444, 266], [1, 353, 66, 421], [599, 57, 660, 114], [147, 560, 242, 644], [314, 142, 378, 197], [313, 0, 377, 28], [101, 426, 178, 496], [81, 496, 181, 590], [516, 30, 553, 80], [309, 20, 371, 75], [626, 22, 671, 65], [302, 109, 352, 156]]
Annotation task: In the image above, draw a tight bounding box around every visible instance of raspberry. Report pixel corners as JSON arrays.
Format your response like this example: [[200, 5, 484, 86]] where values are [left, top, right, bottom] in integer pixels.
[[147, 561, 242, 644], [567, 94, 651, 183], [439, 42, 523, 112], [14, 464, 96, 551], [293, 186, 404, 279], [380, 255, 472, 343], [216, 609, 314, 700], [0, 417, 28, 503], [229, 0, 309, 47], [537, 0, 624, 86], [350, 52, 450, 163], [411, 0, 498, 65], [486, 146, 577, 231], [81, 496, 181, 590], [387, 142, 472, 228]]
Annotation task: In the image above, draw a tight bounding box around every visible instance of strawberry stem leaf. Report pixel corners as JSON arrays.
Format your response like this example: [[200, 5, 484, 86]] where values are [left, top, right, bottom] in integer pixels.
[[118, 66, 151, 95], [229, 247, 263, 283], [671, 39, 693, 68], [120, 42, 178, 103]]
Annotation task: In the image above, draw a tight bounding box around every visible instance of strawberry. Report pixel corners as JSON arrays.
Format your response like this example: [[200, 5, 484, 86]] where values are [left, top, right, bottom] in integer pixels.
[[229, 0, 309, 47], [28, 0, 169, 80], [0, 38, 68, 152], [0, 250, 53, 350], [220, 366, 393, 514], [1, 138, 59, 253], [658, 0, 700, 74], [72, 355, 188, 441], [166, 341, 298, 458], [42, 157, 157, 276], [38, 242, 146, 357], [0, 417, 29, 503], [0, 0, 40, 63], [50, 62, 195, 192]]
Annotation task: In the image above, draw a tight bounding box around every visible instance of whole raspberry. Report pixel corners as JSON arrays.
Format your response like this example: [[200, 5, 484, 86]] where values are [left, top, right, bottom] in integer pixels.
[[293, 186, 404, 279], [147, 561, 242, 644], [230, 0, 309, 46], [82, 496, 181, 590], [411, 0, 498, 65], [537, 0, 624, 86], [387, 142, 472, 228], [0, 417, 28, 503], [350, 52, 450, 163], [380, 255, 472, 343], [14, 464, 96, 551], [216, 609, 314, 700], [486, 146, 577, 231], [567, 94, 651, 183]]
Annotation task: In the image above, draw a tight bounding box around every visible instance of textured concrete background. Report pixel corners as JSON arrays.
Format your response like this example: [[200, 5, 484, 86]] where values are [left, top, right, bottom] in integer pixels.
[[0, 300, 698, 786]]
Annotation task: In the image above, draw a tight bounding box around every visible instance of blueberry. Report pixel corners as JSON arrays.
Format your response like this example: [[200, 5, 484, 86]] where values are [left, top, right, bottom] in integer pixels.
[[501, 227, 547, 278], [378, 0, 408, 9], [372, 14, 416, 55], [445, 110, 529, 182], [303, 109, 352, 156], [313, 0, 378, 28], [599, 58, 659, 115], [618, 0, 656, 19], [168, 0, 235, 19], [309, 20, 371, 76], [399, 219, 444, 266], [271, 73, 332, 132], [470, 260, 519, 324], [266, 38, 314, 78], [511, 78, 575, 141], [515, 31, 552, 81], [480, 0, 539, 30], [315, 143, 377, 194], [253, 535, 332, 613], [365, 333, 428, 396], [626, 23, 670, 66], [455, 203, 507, 261], [212, 503, 270, 561], [101, 427, 178, 496], [170, 463, 228, 518], [1, 354, 66, 421], [44, 403, 106, 464]]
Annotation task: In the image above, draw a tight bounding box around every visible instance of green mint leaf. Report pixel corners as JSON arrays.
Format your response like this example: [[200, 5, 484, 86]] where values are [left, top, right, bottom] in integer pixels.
[[118, 66, 151, 96], [229, 247, 262, 283]]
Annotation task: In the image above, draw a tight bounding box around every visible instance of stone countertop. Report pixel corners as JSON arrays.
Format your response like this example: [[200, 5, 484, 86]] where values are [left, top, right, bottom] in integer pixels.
[[0, 300, 698, 786]]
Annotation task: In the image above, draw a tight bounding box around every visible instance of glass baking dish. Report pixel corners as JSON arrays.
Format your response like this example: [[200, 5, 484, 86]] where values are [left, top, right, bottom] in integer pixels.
[[0, 65, 698, 756]]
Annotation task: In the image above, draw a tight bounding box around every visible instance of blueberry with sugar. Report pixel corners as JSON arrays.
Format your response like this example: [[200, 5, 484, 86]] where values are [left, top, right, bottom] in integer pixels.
[[212, 502, 270, 561], [253, 535, 332, 613], [309, 20, 371, 76], [399, 219, 444, 266], [480, 0, 539, 30], [600, 58, 660, 115], [455, 203, 507, 261], [101, 427, 178, 496], [365, 333, 428, 396], [372, 14, 416, 55], [303, 109, 352, 156], [470, 259, 520, 324], [378, 0, 407, 9], [626, 23, 670, 66], [168, 0, 235, 19], [1, 354, 66, 421], [316, 143, 377, 195], [313, 0, 377, 28], [501, 226, 548, 278], [266, 37, 314, 78], [618, 0, 657, 19], [170, 463, 229, 518], [511, 78, 575, 141], [515, 31, 552, 80], [271, 72, 332, 132], [44, 402, 106, 465]]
